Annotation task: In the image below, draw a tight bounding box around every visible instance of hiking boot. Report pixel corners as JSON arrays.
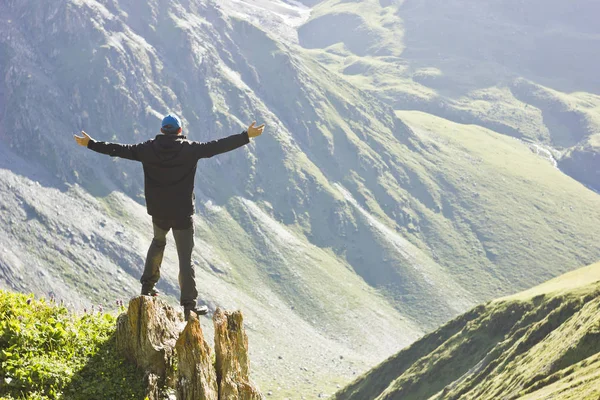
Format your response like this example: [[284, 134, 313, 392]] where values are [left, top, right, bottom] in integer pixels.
[[184, 305, 209, 321], [141, 286, 160, 297]]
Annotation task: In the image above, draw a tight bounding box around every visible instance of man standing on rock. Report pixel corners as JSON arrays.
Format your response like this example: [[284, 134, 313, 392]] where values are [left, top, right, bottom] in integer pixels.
[[74, 114, 264, 320]]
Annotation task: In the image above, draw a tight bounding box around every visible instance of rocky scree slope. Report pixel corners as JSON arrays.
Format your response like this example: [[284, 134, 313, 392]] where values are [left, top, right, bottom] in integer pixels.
[[334, 261, 600, 400]]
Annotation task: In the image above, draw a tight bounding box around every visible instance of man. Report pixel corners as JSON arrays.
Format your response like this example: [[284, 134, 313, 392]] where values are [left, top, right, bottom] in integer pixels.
[[74, 114, 264, 320]]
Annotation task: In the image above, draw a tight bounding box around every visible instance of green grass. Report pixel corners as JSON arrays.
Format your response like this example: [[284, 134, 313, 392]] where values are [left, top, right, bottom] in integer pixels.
[[334, 261, 600, 400], [395, 111, 600, 299], [0, 290, 145, 400], [502, 262, 600, 301]]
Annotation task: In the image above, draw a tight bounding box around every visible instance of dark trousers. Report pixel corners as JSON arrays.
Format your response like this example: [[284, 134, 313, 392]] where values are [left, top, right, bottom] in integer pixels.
[[140, 216, 198, 308]]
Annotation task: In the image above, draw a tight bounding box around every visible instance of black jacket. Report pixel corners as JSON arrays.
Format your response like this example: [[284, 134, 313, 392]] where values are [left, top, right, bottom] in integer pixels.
[[88, 131, 249, 219]]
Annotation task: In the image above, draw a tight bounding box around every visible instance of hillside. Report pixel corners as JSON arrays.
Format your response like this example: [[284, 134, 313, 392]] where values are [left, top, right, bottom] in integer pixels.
[[334, 261, 600, 400], [1, 1, 600, 396], [299, 0, 600, 191], [0, 290, 145, 400]]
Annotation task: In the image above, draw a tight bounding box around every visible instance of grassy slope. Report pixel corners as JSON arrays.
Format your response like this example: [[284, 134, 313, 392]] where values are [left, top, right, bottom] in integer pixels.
[[223, 21, 600, 330], [394, 110, 600, 297], [0, 290, 145, 400], [334, 261, 600, 400]]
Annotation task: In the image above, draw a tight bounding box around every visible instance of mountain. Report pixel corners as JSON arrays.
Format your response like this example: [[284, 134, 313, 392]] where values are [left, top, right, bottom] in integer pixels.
[[1, 0, 599, 397], [334, 261, 600, 400], [299, 0, 600, 191]]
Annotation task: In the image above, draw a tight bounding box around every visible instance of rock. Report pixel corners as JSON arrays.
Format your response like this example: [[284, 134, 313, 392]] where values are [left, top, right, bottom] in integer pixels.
[[175, 314, 218, 400], [116, 296, 181, 396], [213, 308, 264, 400], [116, 298, 261, 400]]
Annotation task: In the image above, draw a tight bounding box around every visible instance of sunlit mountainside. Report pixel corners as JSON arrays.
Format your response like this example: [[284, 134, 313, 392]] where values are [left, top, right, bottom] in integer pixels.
[[335, 262, 600, 400]]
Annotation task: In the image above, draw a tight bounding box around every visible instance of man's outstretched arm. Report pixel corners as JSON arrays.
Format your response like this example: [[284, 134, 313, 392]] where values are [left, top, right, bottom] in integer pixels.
[[193, 121, 265, 159], [74, 131, 143, 161]]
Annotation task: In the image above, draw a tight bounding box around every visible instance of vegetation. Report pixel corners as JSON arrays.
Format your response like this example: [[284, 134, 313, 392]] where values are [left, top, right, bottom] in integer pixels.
[[0, 291, 145, 400], [334, 262, 600, 400]]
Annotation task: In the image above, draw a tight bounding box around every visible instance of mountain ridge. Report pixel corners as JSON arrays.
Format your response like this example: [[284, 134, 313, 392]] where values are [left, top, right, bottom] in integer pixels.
[[334, 261, 600, 400], [299, 0, 600, 191]]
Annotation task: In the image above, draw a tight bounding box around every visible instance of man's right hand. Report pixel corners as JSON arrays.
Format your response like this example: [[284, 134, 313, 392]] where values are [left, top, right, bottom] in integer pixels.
[[74, 131, 92, 147], [247, 122, 265, 138]]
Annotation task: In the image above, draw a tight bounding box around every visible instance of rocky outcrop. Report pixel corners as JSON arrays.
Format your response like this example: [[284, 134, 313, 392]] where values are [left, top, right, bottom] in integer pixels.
[[175, 314, 218, 400], [116, 296, 262, 400], [115, 296, 181, 399], [214, 309, 263, 400]]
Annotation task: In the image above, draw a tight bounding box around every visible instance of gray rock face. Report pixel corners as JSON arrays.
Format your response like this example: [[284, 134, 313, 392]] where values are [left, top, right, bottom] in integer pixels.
[[560, 144, 600, 193]]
